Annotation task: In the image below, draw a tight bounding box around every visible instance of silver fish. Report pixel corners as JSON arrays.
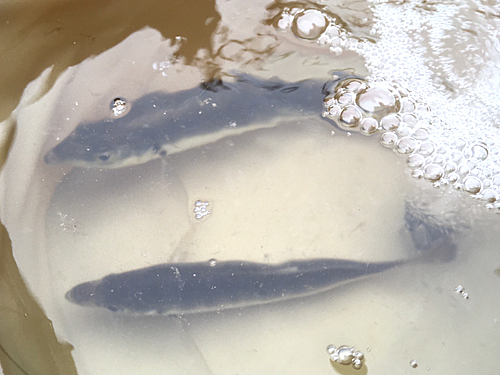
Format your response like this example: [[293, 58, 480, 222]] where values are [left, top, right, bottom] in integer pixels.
[[65, 258, 400, 315], [44, 73, 354, 169]]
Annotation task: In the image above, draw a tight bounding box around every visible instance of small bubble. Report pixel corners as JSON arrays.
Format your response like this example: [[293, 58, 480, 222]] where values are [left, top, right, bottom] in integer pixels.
[[419, 141, 436, 157], [402, 113, 418, 127], [360, 117, 379, 135], [397, 126, 411, 137], [111, 97, 127, 116], [291, 9, 328, 40], [457, 163, 470, 176], [407, 154, 425, 168], [335, 92, 355, 105], [357, 87, 397, 116], [432, 154, 445, 165], [342, 79, 366, 93], [380, 113, 400, 131], [463, 176, 482, 195], [380, 131, 398, 148], [411, 169, 424, 179], [450, 150, 463, 163], [481, 189, 498, 203], [193, 200, 211, 220], [471, 143, 489, 161], [423, 164, 444, 182], [324, 104, 341, 118], [455, 138, 467, 151], [395, 137, 417, 155], [412, 127, 429, 140], [208, 259, 217, 267], [444, 162, 457, 173], [399, 97, 416, 113], [410, 359, 418, 368], [339, 106, 362, 128], [276, 14, 292, 29], [455, 285, 465, 293]]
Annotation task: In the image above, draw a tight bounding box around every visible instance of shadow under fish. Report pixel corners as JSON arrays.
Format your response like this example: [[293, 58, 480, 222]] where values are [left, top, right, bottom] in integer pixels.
[[44, 72, 354, 169]]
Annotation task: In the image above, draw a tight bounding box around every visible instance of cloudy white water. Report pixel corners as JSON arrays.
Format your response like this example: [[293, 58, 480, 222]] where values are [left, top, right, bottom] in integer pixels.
[[1, 0, 500, 374]]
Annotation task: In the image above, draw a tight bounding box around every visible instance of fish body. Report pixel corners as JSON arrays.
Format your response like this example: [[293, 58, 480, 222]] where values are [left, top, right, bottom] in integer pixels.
[[65, 258, 399, 315], [44, 73, 356, 169]]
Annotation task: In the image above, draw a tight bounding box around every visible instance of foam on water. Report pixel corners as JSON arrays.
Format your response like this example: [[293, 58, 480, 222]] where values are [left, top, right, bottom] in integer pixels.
[[274, 0, 500, 211]]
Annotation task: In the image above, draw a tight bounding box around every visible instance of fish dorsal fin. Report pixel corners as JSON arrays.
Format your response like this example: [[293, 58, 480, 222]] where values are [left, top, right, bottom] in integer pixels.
[[235, 73, 305, 94], [199, 79, 231, 93]]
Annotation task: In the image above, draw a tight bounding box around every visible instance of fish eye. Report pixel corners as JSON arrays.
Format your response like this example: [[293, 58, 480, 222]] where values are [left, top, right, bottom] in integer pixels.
[[96, 152, 111, 162]]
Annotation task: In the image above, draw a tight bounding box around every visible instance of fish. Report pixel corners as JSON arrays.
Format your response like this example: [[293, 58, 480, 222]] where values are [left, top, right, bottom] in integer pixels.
[[44, 72, 357, 169], [65, 258, 400, 315]]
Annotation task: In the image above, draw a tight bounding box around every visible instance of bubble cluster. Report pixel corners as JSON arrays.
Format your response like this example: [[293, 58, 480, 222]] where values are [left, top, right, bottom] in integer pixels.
[[454, 285, 469, 300], [326, 344, 364, 370], [271, 7, 358, 55], [194, 200, 211, 220], [322, 75, 500, 212]]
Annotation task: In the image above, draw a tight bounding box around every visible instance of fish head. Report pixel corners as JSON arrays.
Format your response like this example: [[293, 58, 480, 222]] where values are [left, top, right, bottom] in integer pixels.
[[44, 120, 165, 169], [65, 280, 99, 307]]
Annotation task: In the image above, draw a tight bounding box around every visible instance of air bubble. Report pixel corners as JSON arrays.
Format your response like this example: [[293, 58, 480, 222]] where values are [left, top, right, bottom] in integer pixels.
[[413, 127, 429, 140], [409, 359, 418, 368], [339, 106, 362, 128], [457, 164, 470, 176], [395, 137, 417, 155], [324, 104, 341, 118], [444, 162, 457, 173], [208, 259, 217, 267], [470, 143, 489, 161], [481, 189, 498, 203], [335, 92, 355, 105], [380, 113, 400, 131], [291, 9, 328, 40], [111, 98, 127, 117], [432, 154, 445, 165], [399, 97, 415, 113], [402, 113, 418, 126], [407, 154, 425, 168], [423, 164, 444, 182], [356, 87, 398, 116], [380, 131, 398, 148], [396, 126, 411, 137], [448, 172, 460, 183], [276, 14, 292, 29], [462, 176, 482, 195], [360, 118, 379, 135], [341, 79, 366, 93], [193, 200, 211, 220], [450, 150, 463, 163], [454, 138, 467, 151], [419, 141, 435, 157], [411, 169, 424, 179]]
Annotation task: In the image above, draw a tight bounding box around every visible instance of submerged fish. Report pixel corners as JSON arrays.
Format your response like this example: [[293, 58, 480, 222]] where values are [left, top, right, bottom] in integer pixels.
[[65, 258, 400, 315], [44, 73, 353, 169]]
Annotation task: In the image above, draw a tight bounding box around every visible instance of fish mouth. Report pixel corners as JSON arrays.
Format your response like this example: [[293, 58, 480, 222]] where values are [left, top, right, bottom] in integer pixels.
[[65, 281, 98, 306], [44, 149, 61, 165]]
